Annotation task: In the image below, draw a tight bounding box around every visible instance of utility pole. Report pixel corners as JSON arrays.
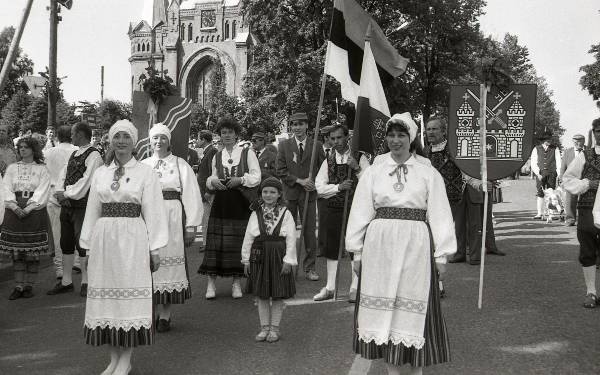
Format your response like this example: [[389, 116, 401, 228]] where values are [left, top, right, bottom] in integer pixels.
[[0, 0, 34, 95], [100, 65, 104, 103], [48, 0, 60, 130]]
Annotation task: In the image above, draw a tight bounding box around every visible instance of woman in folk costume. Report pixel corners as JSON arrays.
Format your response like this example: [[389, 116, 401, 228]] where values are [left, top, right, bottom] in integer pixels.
[[142, 123, 203, 333], [79, 120, 168, 375], [346, 113, 456, 374], [241, 177, 297, 343], [1, 137, 49, 300], [198, 116, 261, 299]]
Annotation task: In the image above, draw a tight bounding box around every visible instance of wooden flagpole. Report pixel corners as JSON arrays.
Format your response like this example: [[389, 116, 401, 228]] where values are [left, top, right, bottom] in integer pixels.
[[478, 82, 490, 309], [0, 0, 34, 95], [333, 165, 352, 300]]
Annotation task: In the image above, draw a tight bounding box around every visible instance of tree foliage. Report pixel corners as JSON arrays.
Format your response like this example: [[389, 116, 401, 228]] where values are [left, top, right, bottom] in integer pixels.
[[0, 90, 31, 135], [0, 27, 34, 113], [97, 99, 132, 130], [580, 43, 600, 103]]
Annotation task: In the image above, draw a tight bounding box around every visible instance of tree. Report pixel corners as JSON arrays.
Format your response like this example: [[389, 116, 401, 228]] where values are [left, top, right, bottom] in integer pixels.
[[0, 27, 34, 113], [580, 43, 600, 103], [22, 96, 47, 133], [0, 90, 31, 135], [205, 58, 242, 131], [97, 99, 132, 130]]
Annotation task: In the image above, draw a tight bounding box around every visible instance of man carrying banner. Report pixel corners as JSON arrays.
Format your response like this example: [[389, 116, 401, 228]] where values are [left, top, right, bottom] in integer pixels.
[[531, 131, 561, 219], [563, 118, 600, 308], [276, 112, 325, 281], [313, 124, 369, 302]]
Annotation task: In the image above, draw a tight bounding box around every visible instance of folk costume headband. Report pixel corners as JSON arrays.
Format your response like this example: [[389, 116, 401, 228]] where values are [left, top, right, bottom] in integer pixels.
[[149, 123, 172, 142], [386, 112, 418, 143], [109, 120, 138, 144]]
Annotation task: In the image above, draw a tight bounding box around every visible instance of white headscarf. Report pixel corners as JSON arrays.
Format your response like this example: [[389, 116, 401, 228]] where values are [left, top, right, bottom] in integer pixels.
[[386, 112, 418, 143], [149, 123, 171, 142], [108, 120, 138, 144]]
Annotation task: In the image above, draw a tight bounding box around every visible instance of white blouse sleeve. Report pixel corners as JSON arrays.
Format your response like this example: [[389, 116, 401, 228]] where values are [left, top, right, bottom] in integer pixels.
[[241, 212, 259, 265], [3, 164, 16, 204], [315, 159, 338, 198], [206, 154, 219, 189], [142, 168, 169, 255], [345, 166, 376, 261], [64, 151, 103, 200], [282, 210, 298, 266], [427, 168, 457, 263], [79, 172, 102, 250], [29, 165, 51, 208], [178, 157, 203, 228], [242, 149, 261, 188]]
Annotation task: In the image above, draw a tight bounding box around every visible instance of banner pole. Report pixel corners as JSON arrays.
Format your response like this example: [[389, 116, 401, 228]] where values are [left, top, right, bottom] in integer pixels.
[[334, 165, 352, 300], [478, 83, 490, 309]]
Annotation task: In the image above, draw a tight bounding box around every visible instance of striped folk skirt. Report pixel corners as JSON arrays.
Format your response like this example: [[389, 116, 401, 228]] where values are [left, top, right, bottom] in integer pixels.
[[353, 234, 450, 367], [0, 196, 50, 260], [198, 189, 251, 278], [247, 236, 296, 299], [84, 326, 153, 347]]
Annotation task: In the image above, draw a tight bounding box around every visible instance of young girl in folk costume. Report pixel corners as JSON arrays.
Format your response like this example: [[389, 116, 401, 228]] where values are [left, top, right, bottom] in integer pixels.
[[241, 177, 297, 342], [142, 123, 203, 333], [198, 116, 261, 299], [80, 120, 168, 375], [1, 137, 50, 300]]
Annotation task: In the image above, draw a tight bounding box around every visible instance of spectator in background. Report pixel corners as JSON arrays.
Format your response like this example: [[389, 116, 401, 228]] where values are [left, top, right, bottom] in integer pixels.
[[0, 125, 17, 176], [186, 139, 200, 172], [560, 134, 586, 226], [197, 130, 217, 251], [251, 132, 276, 181], [44, 127, 56, 150], [196, 130, 214, 162], [531, 131, 561, 219]]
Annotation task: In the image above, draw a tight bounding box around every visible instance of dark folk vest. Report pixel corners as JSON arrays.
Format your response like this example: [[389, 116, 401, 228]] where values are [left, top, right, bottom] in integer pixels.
[[64, 147, 99, 208], [214, 147, 258, 202], [325, 151, 359, 208], [578, 148, 600, 209], [425, 144, 465, 203], [536, 145, 557, 174]]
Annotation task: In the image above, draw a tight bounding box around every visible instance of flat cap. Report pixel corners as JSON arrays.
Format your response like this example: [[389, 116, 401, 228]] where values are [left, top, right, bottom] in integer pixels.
[[252, 132, 266, 139], [572, 133, 585, 140], [320, 125, 334, 135], [289, 112, 308, 122]]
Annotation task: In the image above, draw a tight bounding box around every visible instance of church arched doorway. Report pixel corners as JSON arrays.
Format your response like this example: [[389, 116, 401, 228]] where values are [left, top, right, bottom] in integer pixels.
[[185, 57, 218, 108]]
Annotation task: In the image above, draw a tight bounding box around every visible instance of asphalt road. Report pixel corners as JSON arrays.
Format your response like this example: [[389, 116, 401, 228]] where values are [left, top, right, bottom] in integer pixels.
[[1, 179, 599, 374]]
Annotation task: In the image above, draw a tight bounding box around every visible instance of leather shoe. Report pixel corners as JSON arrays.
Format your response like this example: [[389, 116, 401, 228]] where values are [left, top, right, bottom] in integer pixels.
[[156, 318, 171, 332], [22, 286, 34, 298], [80, 283, 88, 297], [9, 288, 23, 300], [583, 293, 598, 308], [486, 248, 506, 256], [469, 259, 481, 265], [449, 255, 466, 263], [47, 282, 74, 295], [532, 214, 542, 220], [313, 287, 334, 301]]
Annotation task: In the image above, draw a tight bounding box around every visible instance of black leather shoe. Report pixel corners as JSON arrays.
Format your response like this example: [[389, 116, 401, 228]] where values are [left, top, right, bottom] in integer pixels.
[[9, 288, 23, 300], [469, 259, 481, 265], [47, 282, 74, 295], [449, 255, 466, 263], [156, 319, 171, 333], [486, 248, 506, 256], [80, 283, 88, 297], [22, 286, 34, 298]]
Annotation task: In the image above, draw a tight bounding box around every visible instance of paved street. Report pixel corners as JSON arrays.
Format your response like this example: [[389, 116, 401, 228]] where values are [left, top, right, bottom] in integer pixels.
[[1, 179, 599, 375]]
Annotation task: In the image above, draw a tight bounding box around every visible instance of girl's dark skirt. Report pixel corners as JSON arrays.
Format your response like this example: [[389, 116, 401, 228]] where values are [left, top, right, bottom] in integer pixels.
[[247, 236, 296, 299], [84, 326, 153, 347], [353, 234, 450, 367], [0, 196, 50, 259], [198, 188, 251, 277]]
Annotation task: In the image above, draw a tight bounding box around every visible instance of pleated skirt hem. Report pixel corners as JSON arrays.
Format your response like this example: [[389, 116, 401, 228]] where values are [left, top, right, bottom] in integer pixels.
[[153, 288, 191, 304], [84, 326, 153, 347]]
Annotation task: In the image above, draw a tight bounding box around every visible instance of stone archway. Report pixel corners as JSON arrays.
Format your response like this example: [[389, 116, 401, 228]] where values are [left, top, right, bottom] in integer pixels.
[[179, 47, 237, 101], [185, 56, 215, 108]]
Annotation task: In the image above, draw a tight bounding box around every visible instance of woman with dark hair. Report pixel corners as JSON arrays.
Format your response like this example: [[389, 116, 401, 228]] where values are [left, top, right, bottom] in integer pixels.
[[1, 137, 50, 300], [79, 120, 168, 374], [346, 113, 456, 374], [142, 123, 203, 333], [198, 116, 261, 299]]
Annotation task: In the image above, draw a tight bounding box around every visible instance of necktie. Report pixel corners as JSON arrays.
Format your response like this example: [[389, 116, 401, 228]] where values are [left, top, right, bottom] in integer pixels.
[[298, 142, 304, 159], [325, 148, 330, 159]]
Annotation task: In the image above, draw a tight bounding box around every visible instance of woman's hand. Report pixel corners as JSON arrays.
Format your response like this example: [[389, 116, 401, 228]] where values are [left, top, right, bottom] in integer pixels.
[[436, 262, 447, 281], [8, 203, 26, 218], [244, 263, 250, 277], [211, 179, 227, 191], [184, 228, 196, 247], [150, 254, 161, 272], [226, 177, 243, 189], [280, 262, 292, 275]]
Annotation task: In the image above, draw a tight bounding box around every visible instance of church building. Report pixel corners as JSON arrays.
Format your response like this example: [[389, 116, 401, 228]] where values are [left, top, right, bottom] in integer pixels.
[[128, 0, 253, 107]]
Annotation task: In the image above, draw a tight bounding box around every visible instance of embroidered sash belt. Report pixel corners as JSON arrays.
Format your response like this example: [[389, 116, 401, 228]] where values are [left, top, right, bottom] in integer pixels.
[[101, 203, 141, 218], [375, 207, 427, 222], [15, 191, 34, 199], [162, 191, 181, 200]]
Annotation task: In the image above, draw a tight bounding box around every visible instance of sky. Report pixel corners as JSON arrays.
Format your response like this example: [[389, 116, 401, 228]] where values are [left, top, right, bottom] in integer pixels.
[[0, 0, 599, 143]]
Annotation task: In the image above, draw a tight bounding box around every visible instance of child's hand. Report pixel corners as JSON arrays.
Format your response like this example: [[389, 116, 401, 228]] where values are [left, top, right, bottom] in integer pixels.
[[244, 263, 250, 277], [280, 262, 292, 275]]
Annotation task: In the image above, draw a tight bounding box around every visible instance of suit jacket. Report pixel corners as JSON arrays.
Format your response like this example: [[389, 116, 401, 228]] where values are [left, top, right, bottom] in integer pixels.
[[256, 148, 277, 180], [560, 147, 585, 178], [276, 137, 325, 201], [197, 144, 218, 200]]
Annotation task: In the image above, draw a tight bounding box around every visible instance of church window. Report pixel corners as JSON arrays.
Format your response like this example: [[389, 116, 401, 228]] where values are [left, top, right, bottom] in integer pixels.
[[196, 36, 199, 42], [225, 21, 230, 39], [181, 23, 185, 41], [147, 42, 151, 52], [232, 20, 237, 39], [137, 43, 141, 52], [216, 35, 220, 42], [200, 36, 204, 42], [188, 23, 193, 42], [211, 35, 214, 42], [142, 43, 145, 52]]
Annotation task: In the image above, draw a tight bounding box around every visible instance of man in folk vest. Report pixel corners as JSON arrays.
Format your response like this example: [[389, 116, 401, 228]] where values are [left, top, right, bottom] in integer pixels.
[[48, 123, 103, 297], [560, 134, 586, 226], [313, 124, 369, 302], [563, 118, 600, 308], [276, 112, 325, 281], [531, 131, 562, 219]]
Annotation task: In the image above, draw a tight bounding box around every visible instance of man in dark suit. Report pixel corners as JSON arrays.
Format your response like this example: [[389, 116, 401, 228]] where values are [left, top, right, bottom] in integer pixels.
[[197, 131, 218, 252], [251, 132, 277, 180], [276, 112, 325, 281], [560, 134, 586, 226]]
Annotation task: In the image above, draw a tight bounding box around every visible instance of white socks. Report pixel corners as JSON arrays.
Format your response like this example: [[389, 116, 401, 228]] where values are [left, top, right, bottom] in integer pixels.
[[270, 300, 284, 328], [325, 260, 338, 290], [258, 299, 270, 327], [80, 255, 88, 284], [62, 254, 74, 286], [258, 298, 284, 328], [583, 266, 597, 295], [536, 197, 544, 216]]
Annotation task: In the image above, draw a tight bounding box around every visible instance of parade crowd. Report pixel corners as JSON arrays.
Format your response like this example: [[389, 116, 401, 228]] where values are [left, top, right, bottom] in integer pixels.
[[1, 112, 599, 375]]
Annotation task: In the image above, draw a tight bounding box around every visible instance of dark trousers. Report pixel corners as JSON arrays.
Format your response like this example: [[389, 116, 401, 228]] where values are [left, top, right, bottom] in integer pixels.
[[450, 198, 467, 256], [564, 191, 578, 222], [466, 193, 497, 261], [317, 198, 327, 255], [576, 209, 600, 267], [535, 171, 557, 197], [59, 207, 86, 257], [287, 196, 317, 272]]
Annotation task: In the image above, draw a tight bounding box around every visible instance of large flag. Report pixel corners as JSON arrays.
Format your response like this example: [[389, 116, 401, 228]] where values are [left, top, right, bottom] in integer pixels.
[[352, 22, 391, 157], [132, 91, 193, 160], [325, 0, 408, 104]]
